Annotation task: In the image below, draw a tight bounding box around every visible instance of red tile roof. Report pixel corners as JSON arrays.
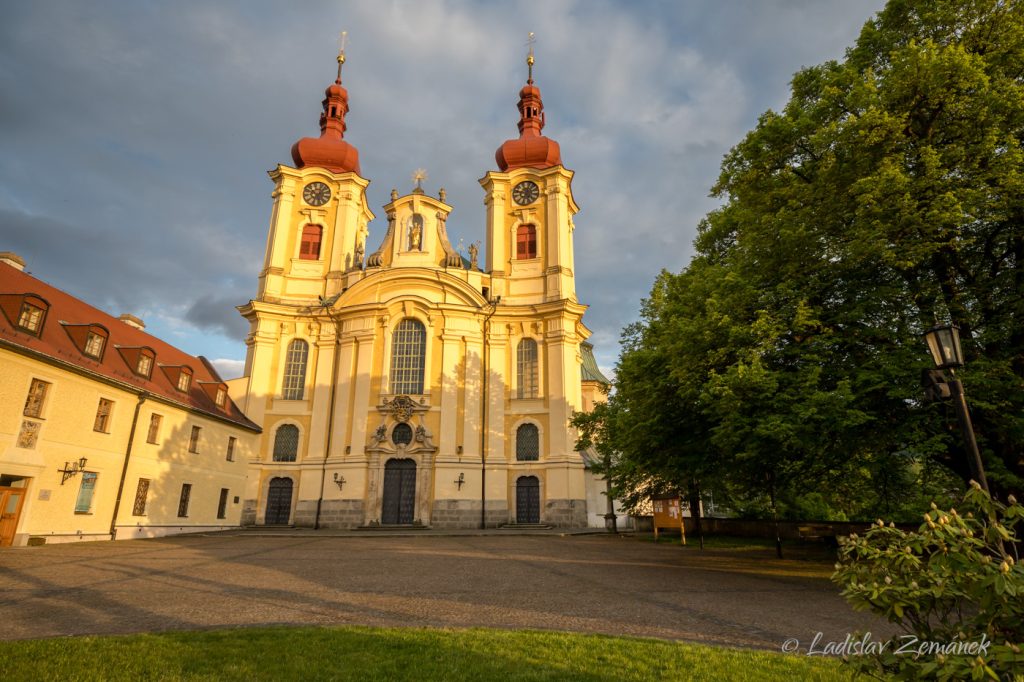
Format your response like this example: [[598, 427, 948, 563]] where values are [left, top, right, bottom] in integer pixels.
[[0, 261, 259, 432]]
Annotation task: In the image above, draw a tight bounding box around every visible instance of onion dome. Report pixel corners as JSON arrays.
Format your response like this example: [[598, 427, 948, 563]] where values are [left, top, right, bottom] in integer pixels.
[[291, 51, 361, 175], [495, 46, 561, 171]]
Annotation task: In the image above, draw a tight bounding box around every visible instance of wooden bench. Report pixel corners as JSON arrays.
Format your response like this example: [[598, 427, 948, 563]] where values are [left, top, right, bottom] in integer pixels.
[[798, 524, 839, 549]]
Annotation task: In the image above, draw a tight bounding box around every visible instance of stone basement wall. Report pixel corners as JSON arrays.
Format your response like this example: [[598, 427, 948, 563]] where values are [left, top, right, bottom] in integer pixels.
[[241, 499, 257, 526], [545, 499, 588, 528], [431, 500, 509, 529], [293, 500, 365, 528]]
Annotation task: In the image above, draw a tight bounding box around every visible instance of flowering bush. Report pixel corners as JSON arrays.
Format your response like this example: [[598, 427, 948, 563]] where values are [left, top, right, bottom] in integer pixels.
[[832, 483, 1024, 680]]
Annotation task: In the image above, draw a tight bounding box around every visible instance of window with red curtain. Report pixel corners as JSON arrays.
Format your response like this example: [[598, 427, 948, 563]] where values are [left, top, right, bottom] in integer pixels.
[[516, 224, 536, 259], [300, 224, 322, 260]]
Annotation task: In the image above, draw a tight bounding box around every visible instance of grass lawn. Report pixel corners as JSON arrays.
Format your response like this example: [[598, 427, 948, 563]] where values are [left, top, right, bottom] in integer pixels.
[[0, 626, 853, 681]]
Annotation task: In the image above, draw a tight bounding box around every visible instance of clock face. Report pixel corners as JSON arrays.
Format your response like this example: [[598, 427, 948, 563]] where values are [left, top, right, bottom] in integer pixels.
[[512, 181, 540, 206], [303, 182, 332, 207]]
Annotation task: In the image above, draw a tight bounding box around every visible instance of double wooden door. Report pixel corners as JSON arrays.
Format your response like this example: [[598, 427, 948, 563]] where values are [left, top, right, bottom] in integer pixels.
[[264, 477, 293, 525], [516, 476, 540, 524], [382, 459, 416, 525]]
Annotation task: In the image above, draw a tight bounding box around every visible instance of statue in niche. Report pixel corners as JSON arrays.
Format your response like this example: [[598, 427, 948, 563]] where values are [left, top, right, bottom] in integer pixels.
[[354, 238, 365, 269], [408, 213, 424, 251], [468, 242, 479, 270]]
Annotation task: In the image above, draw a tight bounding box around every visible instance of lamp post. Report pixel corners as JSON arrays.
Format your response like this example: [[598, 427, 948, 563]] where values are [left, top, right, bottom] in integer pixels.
[[923, 323, 989, 493]]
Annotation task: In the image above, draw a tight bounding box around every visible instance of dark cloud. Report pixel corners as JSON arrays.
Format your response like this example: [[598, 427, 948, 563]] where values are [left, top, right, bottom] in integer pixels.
[[186, 294, 250, 339], [1, 0, 888, 368]]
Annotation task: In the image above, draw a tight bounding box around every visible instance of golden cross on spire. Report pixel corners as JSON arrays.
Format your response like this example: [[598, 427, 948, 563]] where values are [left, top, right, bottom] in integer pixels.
[[412, 168, 427, 191], [526, 32, 535, 82], [336, 30, 348, 79]]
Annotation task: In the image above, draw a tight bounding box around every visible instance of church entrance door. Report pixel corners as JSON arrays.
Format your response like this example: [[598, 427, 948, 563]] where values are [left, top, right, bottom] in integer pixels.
[[516, 476, 540, 524], [382, 458, 416, 525], [265, 477, 293, 525]]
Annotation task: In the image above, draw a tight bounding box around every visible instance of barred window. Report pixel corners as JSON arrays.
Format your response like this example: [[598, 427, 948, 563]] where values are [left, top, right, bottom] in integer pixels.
[[390, 319, 426, 395], [282, 339, 308, 400], [273, 424, 299, 462], [188, 425, 201, 453], [516, 423, 540, 461], [132, 478, 150, 516], [177, 483, 191, 518], [94, 398, 113, 433], [517, 338, 538, 399], [24, 379, 50, 418], [147, 413, 162, 444], [226, 436, 236, 462]]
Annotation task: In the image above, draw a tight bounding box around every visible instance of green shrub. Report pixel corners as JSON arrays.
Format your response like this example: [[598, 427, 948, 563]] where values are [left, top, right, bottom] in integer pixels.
[[832, 483, 1024, 680]]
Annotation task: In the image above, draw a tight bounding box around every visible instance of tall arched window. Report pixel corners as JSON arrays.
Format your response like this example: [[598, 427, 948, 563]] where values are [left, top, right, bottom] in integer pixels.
[[516, 423, 540, 461], [273, 424, 299, 462], [517, 338, 538, 399], [390, 319, 426, 395], [516, 224, 537, 259], [300, 224, 322, 260], [282, 339, 308, 400]]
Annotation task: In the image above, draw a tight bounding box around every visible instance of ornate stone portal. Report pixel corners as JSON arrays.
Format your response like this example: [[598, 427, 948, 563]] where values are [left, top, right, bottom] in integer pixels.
[[365, 396, 437, 525]]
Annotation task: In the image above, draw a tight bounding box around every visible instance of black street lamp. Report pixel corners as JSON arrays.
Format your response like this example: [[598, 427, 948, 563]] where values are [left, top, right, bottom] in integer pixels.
[[923, 323, 989, 493]]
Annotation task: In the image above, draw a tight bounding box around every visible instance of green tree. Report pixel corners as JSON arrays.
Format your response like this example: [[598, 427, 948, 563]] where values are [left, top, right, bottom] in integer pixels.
[[601, 0, 1023, 522]]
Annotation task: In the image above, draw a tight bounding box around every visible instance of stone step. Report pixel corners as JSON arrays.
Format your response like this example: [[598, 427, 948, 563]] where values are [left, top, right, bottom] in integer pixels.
[[498, 523, 553, 530], [355, 523, 431, 531]]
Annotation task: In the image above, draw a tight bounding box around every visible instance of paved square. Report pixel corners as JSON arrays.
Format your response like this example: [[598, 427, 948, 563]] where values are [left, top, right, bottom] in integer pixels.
[[0, 533, 890, 649]]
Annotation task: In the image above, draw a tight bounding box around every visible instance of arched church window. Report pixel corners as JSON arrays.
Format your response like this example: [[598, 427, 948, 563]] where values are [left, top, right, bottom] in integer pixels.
[[517, 338, 538, 399], [282, 339, 308, 400], [300, 224, 322, 260], [516, 224, 537, 259], [273, 424, 299, 462], [516, 423, 540, 461], [390, 319, 426, 395]]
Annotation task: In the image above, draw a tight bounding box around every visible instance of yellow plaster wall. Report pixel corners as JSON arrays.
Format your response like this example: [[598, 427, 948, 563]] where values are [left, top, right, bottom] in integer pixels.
[[0, 348, 257, 545]]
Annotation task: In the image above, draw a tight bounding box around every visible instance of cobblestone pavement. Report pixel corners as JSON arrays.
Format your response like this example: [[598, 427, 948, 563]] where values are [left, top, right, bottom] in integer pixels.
[[0, 533, 892, 649]]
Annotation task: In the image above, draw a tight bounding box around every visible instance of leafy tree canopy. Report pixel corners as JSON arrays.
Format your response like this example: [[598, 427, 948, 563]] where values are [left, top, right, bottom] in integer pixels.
[[584, 0, 1023, 521]]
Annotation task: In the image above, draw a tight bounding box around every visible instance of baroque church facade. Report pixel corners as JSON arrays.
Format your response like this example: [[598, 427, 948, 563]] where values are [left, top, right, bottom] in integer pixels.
[[233, 47, 609, 529]]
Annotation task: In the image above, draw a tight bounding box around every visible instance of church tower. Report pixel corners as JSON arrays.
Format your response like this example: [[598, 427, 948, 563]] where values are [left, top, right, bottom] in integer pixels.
[[236, 39, 599, 531], [255, 47, 374, 306], [482, 40, 579, 306]]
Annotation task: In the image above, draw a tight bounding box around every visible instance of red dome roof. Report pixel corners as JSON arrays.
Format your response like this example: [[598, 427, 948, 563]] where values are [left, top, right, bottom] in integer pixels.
[[291, 78, 361, 175], [495, 78, 561, 171]]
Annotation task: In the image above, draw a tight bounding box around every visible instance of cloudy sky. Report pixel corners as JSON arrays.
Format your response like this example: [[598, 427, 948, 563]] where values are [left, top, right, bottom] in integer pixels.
[[0, 0, 886, 378]]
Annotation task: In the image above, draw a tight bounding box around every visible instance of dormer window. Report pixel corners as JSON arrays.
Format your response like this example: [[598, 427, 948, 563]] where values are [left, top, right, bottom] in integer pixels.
[[16, 298, 48, 335], [84, 331, 105, 359], [62, 322, 109, 360], [178, 369, 192, 392], [136, 352, 153, 377], [18, 302, 44, 331], [116, 346, 156, 378], [199, 381, 229, 408]]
